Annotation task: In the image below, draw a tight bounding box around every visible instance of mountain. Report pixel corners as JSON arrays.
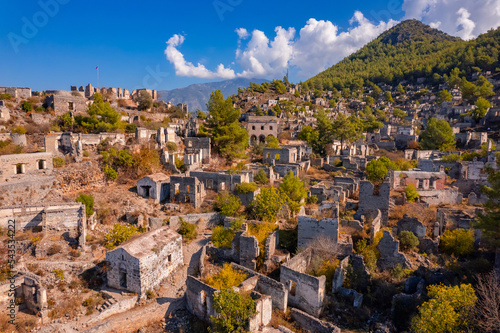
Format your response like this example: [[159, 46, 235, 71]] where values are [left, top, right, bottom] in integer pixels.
[[306, 19, 500, 90], [158, 78, 268, 112]]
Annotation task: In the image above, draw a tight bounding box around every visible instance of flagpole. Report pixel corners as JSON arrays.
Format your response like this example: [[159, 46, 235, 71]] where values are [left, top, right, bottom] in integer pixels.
[[96, 66, 99, 89]]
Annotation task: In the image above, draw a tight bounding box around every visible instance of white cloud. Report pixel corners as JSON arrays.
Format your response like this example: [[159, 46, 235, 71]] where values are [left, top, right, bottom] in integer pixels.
[[291, 13, 397, 77], [235, 28, 249, 39], [235, 26, 295, 79], [164, 34, 235, 79], [403, 0, 500, 40]]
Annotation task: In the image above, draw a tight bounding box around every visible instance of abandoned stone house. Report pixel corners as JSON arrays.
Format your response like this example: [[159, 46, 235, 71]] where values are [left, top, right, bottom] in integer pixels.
[[247, 116, 278, 144], [137, 173, 170, 203], [186, 262, 287, 331], [184, 137, 211, 163], [263, 147, 311, 177], [455, 131, 488, 149], [280, 248, 331, 317], [170, 175, 206, 208], [189, 170, 251, 192], [15, 272, 48, 320], [0, 152, 53, 182], [391, 170, 446, 191], [106, 227, 183, 297], [44, 132, 126, 155], [0, 202, 87, 248], [45, 92, 88, 115], [0, 86, 31, 99]]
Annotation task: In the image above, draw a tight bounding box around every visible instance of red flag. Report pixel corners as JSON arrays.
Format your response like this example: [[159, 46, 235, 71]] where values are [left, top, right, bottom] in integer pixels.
[[96, 66, 98, 69]]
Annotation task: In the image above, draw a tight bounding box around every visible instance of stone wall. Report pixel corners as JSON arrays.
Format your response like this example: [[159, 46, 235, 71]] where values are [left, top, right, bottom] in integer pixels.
[[376, 231, 411, 270], [370, 209, 382, 242], [298, 215, 339, 249], [170, 176, 205, 208], [0, 86, 31, 99], [0, 202, 86, 247], [231, 263, 288, 311], [167, 212, 221, 230], [290, 308, 340, 333], [280, 248, 326, 316], [356, 181, 390, 225], [185, 275, 218, 321], [189, 171, 250, 192], [263, 147, 297, 165], [0, 176, 57, 207], [45, 94, 87, 115]]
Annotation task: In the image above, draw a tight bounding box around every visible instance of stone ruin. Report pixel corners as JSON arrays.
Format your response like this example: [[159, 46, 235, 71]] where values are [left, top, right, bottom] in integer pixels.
[[376, 231, 411, 270], [16, 272, 48, 321], [355, 181, 391, 226]]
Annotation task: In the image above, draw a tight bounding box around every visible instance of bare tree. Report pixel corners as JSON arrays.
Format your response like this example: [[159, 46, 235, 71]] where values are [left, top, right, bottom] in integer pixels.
[[475, 272, 500, 333]]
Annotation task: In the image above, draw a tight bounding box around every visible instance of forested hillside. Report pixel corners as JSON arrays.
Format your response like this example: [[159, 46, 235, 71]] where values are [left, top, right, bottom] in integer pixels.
[[305, 20, 500, 91]]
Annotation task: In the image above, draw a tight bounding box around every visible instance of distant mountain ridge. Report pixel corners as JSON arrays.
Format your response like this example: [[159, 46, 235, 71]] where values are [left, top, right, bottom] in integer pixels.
[[158, 78, 268, 112]]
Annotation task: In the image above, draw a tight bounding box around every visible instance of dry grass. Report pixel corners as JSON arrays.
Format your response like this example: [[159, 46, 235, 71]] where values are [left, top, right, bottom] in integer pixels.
[[270, 310, 308, 333], [389, 203, 436, 236]]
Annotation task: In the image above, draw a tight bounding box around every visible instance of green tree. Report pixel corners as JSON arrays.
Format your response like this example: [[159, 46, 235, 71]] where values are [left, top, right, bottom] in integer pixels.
[[206, 90, 249, 160], [437, 89, 452, 103], [420, 118, 455, 151], [21, 101, 33, 112], [397, 83, 405, 94], [385, 91, 394, 103], [75, 193, 94, 217], [137, 90, 153, 110], [279, 171, 307, 214], [214, 192, 241, 217], [265, 135, 280, 148], [331, 113, 363, 152], [476, 75, 494, 99], [473, 97, 491, 120], [411, 284, 477, 333], [405, 184, 420, 203], [440, 229, 475, 257], [210, 288, 257, 333], [393, 108, 407, 119], [197, 110, 207, 120], [178, 219, 197, 243], [365, 157, 394, 183], [252, 187, 285, 222], [476, 155, 500, 249], [461, 79, 478, 102]]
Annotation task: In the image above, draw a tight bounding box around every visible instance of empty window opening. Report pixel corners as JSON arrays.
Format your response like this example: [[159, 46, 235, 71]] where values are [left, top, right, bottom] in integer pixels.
[[261, 126, 264, 130], [276, 153, 280, 161], [289, 281, 297, 296], [16, 163, 25, 174], [142, 186, 151, 197], [68, 102, 74, 111], [168, 254, 172, 262], [207, 179, 213, 189], [175, 184, 180, 195], [267, 153, 271, 158], [186, 185, 190, 194], [185, 195, 191, 203], [38, 160, 46, 170]]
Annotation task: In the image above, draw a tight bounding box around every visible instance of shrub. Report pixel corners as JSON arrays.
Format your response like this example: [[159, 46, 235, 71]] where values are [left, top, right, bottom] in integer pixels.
[[398, 230, 419, 251], [177, 218, 197, 243], [75, 193, 94, 217], [252, 188, 285, 222], [441, 154, 461, 162], [47, 244, 62, 256], [21, 101, 33, 112], [254, 169, 269, 184], [125, 123, 136, 133], [235, 182, 258, 194], [53, 157, 65, 168], [391, 263, 412, 280], [146, 290, 155, 299], [105, 224, 138, 249], [52, 269, 64, 280], [203, 263, 247, 290], [214, 192, 241, 217], [355, 238, 380, 272], [11, 126, 27, 134], [210, 288, 256, 333], [83, 150, 90, 157], [306, 195, 318, 204], [440, 229, 475, 257], [211, 226, 234, 248], [0, 93, 12, 100], [405, 184, 420, 203], [103, 164, 118, 180], [166, 141, 177, 153]]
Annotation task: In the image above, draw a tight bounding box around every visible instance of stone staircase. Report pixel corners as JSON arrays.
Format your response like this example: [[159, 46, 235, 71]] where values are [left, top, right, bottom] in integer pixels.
[[98, 298, 117, 312]]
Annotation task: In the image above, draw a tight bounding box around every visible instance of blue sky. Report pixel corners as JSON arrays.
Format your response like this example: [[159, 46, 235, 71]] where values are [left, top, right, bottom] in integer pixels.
[[1, 0, 499, 92]]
